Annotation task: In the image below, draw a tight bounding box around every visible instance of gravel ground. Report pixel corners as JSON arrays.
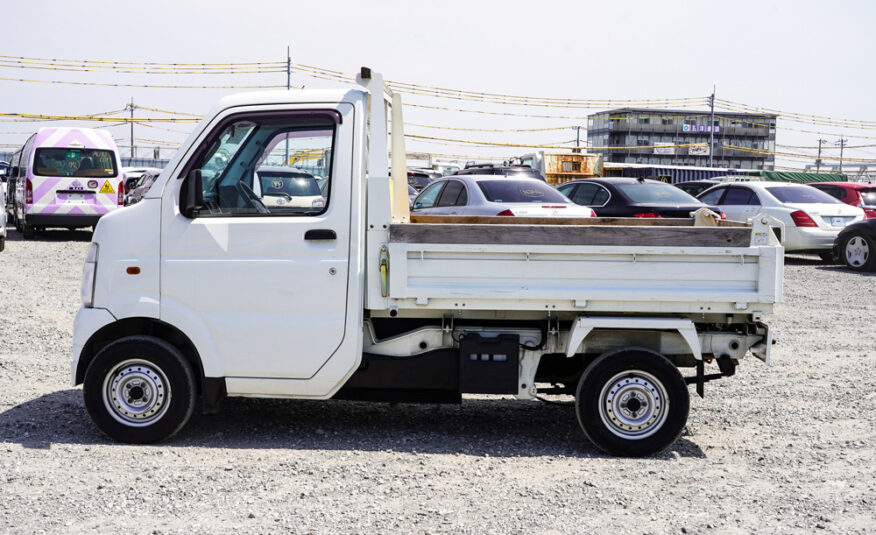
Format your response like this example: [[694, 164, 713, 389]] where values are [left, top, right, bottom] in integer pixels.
[[0, 227, 874, 535]]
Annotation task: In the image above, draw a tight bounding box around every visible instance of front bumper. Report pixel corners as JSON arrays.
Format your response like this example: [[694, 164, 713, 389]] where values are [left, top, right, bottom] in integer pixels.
[[71, 307, 117, 386]]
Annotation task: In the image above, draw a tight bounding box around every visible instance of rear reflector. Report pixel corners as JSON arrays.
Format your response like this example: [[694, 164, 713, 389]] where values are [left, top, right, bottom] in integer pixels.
[[633, 212, 662, 218], [25, 179, 33, 204], [541, 205, 566, 209], [496, 209, 514, 216], [790, 210, 817, 227]]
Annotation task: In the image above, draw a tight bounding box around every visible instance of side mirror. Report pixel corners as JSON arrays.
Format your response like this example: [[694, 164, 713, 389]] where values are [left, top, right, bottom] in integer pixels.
[[180, 169, 203, 218]]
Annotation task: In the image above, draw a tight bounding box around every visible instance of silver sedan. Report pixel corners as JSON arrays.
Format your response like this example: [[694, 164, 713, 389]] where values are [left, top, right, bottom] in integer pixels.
[[411, 175, 595, 217]]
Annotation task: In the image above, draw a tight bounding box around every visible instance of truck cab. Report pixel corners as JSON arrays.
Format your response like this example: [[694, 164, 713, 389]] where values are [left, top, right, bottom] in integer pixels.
[[73, 70, 781, 456]]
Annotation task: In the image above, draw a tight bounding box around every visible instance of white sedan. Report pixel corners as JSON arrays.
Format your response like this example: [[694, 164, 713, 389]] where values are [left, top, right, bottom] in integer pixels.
[[411, 175, 596, 218], [697, 181, 864, 258]]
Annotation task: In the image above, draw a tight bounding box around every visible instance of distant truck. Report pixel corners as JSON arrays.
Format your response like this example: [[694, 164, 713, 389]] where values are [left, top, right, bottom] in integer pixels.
[[8, 127, 123, 237], [517, 150, 604, 185], [72, 69, 781, 456]]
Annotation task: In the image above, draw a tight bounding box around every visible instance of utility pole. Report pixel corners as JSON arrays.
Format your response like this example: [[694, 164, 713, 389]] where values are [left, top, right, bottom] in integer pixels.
[[708, 86, 715, 167], [574, 126, 581, 153], [126, 98, 136, 160], [815, 138, 827, 173], [285, 46, 291, 166], [836, 137, 848, 173]]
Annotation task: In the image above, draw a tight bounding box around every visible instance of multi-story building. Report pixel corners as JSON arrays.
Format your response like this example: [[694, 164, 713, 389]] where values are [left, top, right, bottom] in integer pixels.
[[587, 108, 776, 170]]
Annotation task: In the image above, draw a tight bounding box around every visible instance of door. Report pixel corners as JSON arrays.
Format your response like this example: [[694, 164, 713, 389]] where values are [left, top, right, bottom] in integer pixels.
[[432, 179, 467, 215], [719, 186, 760, 222], [160, 105, 354, 379]]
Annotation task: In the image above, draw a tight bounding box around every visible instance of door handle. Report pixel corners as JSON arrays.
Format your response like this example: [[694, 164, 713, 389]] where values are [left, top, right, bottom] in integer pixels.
[[304, 229, 337, 240]]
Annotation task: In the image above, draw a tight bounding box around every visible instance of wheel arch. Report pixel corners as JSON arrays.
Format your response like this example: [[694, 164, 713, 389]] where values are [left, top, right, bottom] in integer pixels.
[[75, 317, 206, 390]]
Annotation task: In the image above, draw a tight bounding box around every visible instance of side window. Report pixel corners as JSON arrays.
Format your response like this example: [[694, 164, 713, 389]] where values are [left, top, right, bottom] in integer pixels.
[[698, 187, 726, 205], [456, 186, 468, 206], [194, 116, 334, 217], [749, 191, 762, 206], [436, 180, 464, 206], [557, 184, 575, 197], [570, 183, 599, 205], [413, 182, 445, 209], [591, 185, 610, 206], [722, 187, 753, 205]]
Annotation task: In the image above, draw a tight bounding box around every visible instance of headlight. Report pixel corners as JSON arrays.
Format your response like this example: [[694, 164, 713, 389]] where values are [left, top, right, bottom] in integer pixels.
[[81, 243, 98, 308]]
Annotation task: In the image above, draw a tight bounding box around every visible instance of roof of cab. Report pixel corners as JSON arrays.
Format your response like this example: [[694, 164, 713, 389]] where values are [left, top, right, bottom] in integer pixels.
[[213, 88, 367, 113]]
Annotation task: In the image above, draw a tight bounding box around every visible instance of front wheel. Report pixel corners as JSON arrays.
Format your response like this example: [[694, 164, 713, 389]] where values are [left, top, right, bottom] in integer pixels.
[[83, 336, 196, 443], [575, 349, 689, 457], [841, 233, 874, 271]]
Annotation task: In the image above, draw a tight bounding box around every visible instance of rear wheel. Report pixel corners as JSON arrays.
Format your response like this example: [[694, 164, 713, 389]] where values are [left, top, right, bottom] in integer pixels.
[[83, 336, 196, 443], [20, 215, 34, 239], [575, 349, 689, 457], [842, 233, 875, 271], [0, 237, 4, 252]]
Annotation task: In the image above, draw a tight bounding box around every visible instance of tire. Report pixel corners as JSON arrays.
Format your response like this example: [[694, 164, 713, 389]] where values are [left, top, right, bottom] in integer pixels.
[[0, 237, 4, 252], [575, 349, 689, 457], [20, 214, 34, 239], [841, 233, 875, 272], [83, 336, 197, 444]]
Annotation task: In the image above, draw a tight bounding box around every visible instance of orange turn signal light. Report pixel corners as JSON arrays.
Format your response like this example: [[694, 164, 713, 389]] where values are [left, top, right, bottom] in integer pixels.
[[126, 267, 141, 275]]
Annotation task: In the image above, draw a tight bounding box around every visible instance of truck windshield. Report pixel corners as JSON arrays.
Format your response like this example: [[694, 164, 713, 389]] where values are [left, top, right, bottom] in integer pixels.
[[477, 180, 567, 203], [34, 148, 117, 177], [766, 186, 841, 204]]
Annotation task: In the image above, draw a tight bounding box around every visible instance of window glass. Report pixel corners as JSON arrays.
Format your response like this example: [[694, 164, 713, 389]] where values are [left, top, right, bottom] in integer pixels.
[[722, 187, 754, 205], [766, 186, 841, 204], [477, 180, 568, 203], [456, 186, 468, 206], [592, 186, 610, 205], [556, 184, 575, 197], [616, 182, 700, 204], [570, 183, 598, 205], [698, 187, 725, 205], [196, 118, 334, 216], [413, 181, 444, 209], [436, 180, 464, 207], [34, 148, 118, 177], [860, 188, 876, 206]]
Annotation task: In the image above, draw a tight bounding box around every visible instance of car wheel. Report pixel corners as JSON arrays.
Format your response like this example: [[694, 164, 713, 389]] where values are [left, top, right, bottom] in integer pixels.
[[0, 237, 4, 252], [842, 233, 875, 271], [21, 215, 34, 239], [83, 336, 197, 444], [575, 349, 689, 457]]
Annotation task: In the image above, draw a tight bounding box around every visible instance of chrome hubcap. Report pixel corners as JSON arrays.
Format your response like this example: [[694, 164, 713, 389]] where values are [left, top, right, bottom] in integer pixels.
[[102, 359, 170, 426], [845, 236, 870, 267], [599, 370, 669, 440]]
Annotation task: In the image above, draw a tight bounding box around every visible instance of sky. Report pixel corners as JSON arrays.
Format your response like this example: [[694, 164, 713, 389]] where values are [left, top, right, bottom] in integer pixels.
[[2, 0, 875, 170]]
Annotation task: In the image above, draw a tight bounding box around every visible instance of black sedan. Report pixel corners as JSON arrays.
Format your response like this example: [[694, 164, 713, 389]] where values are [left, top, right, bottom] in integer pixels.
[[833, 219, 876, 271], [557, 177, 722, 218]]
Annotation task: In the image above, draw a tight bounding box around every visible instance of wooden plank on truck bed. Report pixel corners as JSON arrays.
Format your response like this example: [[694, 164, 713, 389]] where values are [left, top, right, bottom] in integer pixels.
[[390, 223, 752, 247], [409, 215, 748, 227]]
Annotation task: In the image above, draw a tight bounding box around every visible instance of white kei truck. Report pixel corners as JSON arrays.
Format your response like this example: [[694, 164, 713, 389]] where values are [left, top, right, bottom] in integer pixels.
[[73, 69, 782, 456]]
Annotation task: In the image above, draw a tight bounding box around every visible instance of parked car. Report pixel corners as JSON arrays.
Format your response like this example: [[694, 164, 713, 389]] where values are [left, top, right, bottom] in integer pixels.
[[407, 169, 439, 192], [412, 175, 595, 217], [252, 166, 326, 211], [808, 182, 876, 219], [124, 170, 161, 206], [11, 127, 124, 238], [452, 163, 546, 181], [833, 219, 876, 271], [122, 167, 163, 196], [697, 181, 865, 260], [674, 180, 720, 197], [557, 177, 722, 218], [408, 184, 418, 207], [0, 184, 6, 251]]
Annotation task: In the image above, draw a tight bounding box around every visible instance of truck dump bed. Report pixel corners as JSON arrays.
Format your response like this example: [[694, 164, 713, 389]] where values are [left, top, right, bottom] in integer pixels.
[[380, 216, 782, 315]]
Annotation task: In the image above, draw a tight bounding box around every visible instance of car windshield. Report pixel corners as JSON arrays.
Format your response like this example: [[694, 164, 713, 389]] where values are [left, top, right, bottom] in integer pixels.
[[860, 188, 876, 206], [766, 185, 841, 204], [477, 180, 568, 203], [34, 148, 118, 177], [258, 172, 320, 196], [616, 183, 701, 204]]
